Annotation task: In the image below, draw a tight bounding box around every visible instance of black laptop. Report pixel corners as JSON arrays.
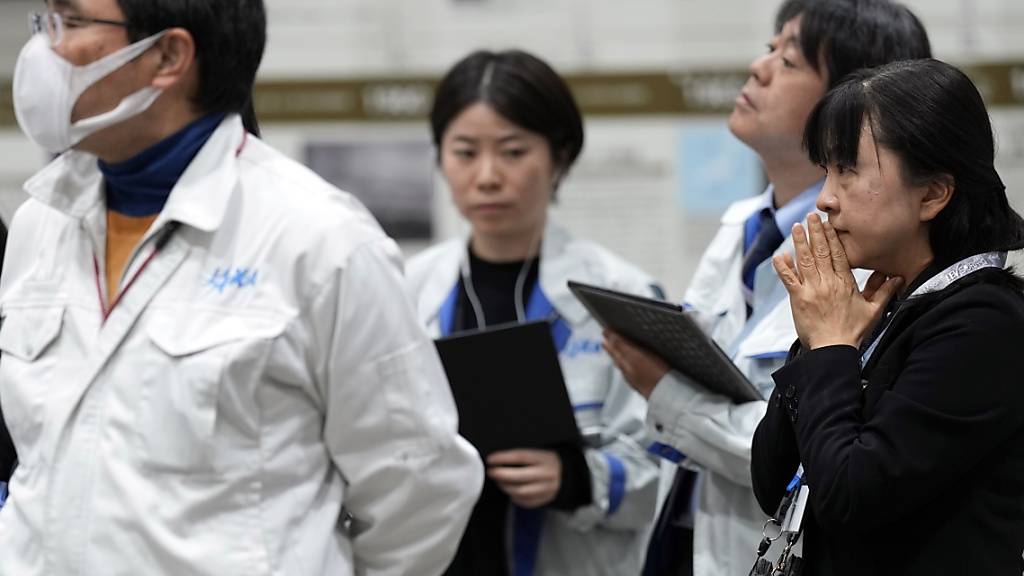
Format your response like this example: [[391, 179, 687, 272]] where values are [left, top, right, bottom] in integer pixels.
[[435, 320, 582, 456], [568, 280, 763, 403]]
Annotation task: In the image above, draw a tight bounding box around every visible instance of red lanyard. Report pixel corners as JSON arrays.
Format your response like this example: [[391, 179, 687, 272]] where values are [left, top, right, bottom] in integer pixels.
[[93, 222, 179, 323]]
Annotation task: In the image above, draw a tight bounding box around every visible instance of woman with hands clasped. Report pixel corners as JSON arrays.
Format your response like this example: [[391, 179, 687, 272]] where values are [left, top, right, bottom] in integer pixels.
[[751, 58, 1024, 576]]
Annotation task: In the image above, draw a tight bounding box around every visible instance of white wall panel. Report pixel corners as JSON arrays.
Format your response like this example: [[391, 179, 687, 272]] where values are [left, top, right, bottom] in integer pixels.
[[253, 0, 1024, 78], [0, 0, 1022, 76], [0, 0, 1022, 295]]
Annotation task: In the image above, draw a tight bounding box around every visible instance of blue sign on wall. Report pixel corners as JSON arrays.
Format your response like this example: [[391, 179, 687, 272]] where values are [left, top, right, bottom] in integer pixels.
[[678, 124, 764, 215]]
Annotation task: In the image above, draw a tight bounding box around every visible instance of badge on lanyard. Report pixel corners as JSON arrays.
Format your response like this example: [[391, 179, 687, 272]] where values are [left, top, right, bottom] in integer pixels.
[[750, 468, 805, 575]]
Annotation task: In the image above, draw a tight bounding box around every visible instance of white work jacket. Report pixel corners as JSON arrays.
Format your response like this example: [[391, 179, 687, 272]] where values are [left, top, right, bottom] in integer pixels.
[[645, 195, 804, 576], [0, 115, 483, 576], [406, 220, 661, 576]]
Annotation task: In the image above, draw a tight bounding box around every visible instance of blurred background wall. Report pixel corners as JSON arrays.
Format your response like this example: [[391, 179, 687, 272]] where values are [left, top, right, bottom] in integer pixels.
[[0, 0, 1021, 296]]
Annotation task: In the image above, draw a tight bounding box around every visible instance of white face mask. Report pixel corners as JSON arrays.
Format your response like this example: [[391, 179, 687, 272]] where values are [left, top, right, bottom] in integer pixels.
[[13, 31, 167, 154]]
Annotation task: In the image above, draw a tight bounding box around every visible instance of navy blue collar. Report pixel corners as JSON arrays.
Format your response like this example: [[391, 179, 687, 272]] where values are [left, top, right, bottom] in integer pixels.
[[99, 113, 227, 217]]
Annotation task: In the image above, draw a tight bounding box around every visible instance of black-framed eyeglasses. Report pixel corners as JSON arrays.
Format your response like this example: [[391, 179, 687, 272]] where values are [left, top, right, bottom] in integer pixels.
[[29, 11, 128, 47]]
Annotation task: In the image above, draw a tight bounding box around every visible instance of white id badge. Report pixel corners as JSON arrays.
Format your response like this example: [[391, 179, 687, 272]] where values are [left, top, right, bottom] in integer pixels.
[[780, 485, 810, 534]]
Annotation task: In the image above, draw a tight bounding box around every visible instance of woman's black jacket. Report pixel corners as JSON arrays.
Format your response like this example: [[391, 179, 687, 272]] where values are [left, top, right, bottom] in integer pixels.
[[752, 268, 1024, 575]]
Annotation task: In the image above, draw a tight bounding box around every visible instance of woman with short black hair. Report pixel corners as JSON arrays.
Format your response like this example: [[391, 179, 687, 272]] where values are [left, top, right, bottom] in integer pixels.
[[752, 58, 1024, 575], [408, 50, 661, 576]]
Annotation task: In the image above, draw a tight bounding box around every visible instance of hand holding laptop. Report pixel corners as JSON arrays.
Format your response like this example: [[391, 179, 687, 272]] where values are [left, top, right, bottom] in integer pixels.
[[602, 330, 670, 399]]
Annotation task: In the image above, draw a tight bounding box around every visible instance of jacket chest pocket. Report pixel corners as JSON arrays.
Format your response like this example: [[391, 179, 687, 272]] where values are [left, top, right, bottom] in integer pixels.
[[0, 306, 65, 464], [135, 312, 287, 475]]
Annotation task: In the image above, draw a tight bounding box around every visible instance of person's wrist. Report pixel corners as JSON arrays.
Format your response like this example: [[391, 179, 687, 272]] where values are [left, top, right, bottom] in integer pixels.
[[806, 335, 859, 350], [641, 369, 668, 399]]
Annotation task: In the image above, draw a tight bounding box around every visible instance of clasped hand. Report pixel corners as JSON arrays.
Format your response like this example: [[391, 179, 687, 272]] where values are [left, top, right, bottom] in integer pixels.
[[773, 214, 902, 350]]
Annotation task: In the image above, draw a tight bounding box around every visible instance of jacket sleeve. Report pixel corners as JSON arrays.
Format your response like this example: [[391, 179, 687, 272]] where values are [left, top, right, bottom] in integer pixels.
[[313, 237, 484, 576], [645, 366, 774, 488], [563, 364, 661, 531], [750, 383, 801, 516], [776, 287, 1024, 532]]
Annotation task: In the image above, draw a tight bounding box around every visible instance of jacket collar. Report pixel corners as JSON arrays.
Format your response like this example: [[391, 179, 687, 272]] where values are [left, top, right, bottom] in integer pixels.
[[536, 220, 589, 326], [719, 180, 824, 228], [23, 114, 245, 235], [719, 195, 765, 226]]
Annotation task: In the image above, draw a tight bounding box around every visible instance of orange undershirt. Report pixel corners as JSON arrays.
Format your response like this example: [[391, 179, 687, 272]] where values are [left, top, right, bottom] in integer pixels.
[[105, 210, 159, 304]]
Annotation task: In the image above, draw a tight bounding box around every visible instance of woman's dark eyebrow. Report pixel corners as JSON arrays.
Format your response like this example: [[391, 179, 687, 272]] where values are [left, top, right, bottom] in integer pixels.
[[449, 133, 526, 145]]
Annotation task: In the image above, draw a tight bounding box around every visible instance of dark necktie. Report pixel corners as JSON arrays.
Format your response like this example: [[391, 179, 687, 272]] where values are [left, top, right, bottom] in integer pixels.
[[741, 208, 784, 293], [741, 208, 785, 319], [642, 465, 697, 575]]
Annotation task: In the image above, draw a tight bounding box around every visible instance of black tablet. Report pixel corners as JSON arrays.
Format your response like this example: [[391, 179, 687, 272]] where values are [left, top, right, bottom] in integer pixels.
[[568, 280, 763, 403], [435, 320, 582, 456]]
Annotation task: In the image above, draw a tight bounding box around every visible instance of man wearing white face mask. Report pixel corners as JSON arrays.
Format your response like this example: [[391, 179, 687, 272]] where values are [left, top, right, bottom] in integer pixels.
[[0, 1, 483, 575]]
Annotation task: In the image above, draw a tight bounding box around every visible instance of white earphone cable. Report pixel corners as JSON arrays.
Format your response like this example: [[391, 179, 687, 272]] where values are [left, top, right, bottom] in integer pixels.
[[463, 222, 545, 328]]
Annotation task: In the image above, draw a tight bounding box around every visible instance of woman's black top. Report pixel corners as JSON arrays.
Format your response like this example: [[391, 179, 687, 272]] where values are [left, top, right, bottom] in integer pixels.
[[0, 402, 14, 483], [443, 248, 592, 576], [752, 266, 1024, 575], [0, 218, 14, 483]]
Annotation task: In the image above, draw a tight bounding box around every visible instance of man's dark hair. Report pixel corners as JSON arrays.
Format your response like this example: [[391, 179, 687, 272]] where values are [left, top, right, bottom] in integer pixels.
[[805, 58, 1024, 265], [117, 0, 267, 115], [775, 0, 931, 88], [429, 49, 584, 180]]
